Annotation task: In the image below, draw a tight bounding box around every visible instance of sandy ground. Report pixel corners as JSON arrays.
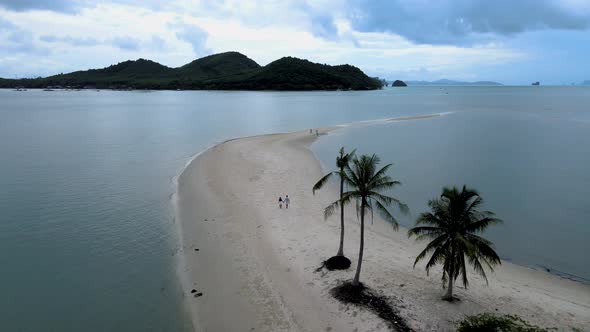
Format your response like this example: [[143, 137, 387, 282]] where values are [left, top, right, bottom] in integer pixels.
[[176, 124, 590, 332]]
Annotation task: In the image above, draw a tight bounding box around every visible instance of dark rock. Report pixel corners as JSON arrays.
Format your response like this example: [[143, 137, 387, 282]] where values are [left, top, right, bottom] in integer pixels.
[[190, 289, 197, 294], [194, 248, 199, 251], [194, 292, 203, 297], [325, 256, 352, 270], [392, 80, 407, 87]]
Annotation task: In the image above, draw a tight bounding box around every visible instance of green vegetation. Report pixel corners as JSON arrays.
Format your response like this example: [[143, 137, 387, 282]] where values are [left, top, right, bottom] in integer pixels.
[[408, 186, 502, 301], [313, 147, 356, 269], [326, 154, 408, 286], [457, 313, 556, 332], [0, 52, 382, 91]]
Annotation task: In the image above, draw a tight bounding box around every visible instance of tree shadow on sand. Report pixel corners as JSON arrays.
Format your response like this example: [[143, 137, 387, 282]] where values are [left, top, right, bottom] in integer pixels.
[[331, 281, 413, 332]]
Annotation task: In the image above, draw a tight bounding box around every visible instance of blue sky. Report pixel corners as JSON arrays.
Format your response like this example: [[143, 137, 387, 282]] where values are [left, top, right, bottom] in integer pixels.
[[0, 0, 589, 84]]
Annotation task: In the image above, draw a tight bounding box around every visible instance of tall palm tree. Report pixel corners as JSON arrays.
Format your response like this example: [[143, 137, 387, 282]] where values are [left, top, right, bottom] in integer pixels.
[[408, 186, 502, 301], [313, 147, 355, 258], [326, 154, 408, 286]]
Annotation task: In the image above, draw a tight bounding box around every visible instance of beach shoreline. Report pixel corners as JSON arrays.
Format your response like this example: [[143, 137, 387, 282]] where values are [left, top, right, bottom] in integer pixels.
[[175, 117, 590, 331]]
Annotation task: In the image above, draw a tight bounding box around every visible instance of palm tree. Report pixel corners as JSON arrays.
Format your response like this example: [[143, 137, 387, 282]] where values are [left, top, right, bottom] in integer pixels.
[[313, 147, 355, 259], [326, 154, 408, 286], [408, 186, 502, 301]]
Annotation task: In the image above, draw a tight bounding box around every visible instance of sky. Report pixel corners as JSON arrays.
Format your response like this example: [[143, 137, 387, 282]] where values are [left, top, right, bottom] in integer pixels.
[[0, 0, 589, 85]]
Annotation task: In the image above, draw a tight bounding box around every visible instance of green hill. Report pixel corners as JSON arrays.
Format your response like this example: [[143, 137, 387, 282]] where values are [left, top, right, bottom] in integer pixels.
[[1, 52, 381, 91], [178, 51, 260, 79]]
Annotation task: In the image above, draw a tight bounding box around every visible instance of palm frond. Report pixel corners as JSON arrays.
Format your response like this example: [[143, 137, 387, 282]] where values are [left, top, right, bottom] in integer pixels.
[[413, 234, 447, 267], [415, 211, 446, 227], [324, 199, 340, 220], [374, 199, 399, 229], [469, 256, 489, 285], [465, 216, 503, 233], [424, 241, 450, 273], [407, 226, 445, 240], [370, 179, 401, 192], [312, 172, 335, 195], [368, 163, 392, 186]]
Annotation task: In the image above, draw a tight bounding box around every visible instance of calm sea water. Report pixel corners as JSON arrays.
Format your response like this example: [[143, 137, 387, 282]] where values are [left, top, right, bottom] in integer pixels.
[[312, 86, 590, 282], [0, 87, 588, 331]]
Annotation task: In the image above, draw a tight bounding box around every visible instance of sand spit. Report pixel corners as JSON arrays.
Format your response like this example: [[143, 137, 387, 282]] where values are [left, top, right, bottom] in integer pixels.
[[176, 118, 589, 331]]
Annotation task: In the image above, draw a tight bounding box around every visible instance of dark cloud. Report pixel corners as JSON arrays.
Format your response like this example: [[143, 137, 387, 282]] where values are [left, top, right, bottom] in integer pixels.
[[174, 22, 211, 57], [39, 34, 167, 52], [40, 35, 100, 46], [0, 0, 169, 13], [309, 12, 339, 40], [347, 0, 590, 45], [0, 0, 80, 12]]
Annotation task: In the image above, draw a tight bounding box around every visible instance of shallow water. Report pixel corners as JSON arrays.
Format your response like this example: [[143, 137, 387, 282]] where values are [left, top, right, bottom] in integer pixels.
[[0, 87, 588, 331], [312, 87, 590, 282]]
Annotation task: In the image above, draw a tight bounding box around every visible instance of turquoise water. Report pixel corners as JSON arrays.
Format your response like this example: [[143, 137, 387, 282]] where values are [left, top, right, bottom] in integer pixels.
[[0, 87, 588, 331]]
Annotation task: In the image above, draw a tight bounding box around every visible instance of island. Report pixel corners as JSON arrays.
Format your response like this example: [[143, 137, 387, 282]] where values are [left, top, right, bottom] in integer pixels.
[[0, 52, 383, 91], [392, 80, 408, 87], [532, 81, 540, 86], [407, 79, 503, 86]]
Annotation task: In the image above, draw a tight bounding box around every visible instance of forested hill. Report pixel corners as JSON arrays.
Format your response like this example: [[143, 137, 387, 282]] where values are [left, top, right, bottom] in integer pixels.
[[0, 52, 382, 91]]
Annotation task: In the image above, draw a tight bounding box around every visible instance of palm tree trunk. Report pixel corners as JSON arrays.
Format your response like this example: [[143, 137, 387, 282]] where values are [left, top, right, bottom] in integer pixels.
[[444, 275, 453, 300], [336, 174, 345, 257], [352, 198, 365, 286], [443, 250, 454, 301]]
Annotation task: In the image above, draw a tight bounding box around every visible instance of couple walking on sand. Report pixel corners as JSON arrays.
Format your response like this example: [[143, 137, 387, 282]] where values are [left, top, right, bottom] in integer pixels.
[[278, 195, 290, 209]]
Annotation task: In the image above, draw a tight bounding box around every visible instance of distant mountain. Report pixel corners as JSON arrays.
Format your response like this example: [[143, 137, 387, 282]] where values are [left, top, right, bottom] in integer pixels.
[[406, 79, 503, 86], [581, 80, 590, 86], [391, 80, 407, 87], [0, 52, 382, 91], [202, 57, 382, 90]]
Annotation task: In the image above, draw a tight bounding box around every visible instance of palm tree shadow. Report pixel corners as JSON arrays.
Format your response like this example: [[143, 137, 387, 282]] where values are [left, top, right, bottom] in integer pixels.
[[331, 281, 413, 332], [314, 256, 352, 275]]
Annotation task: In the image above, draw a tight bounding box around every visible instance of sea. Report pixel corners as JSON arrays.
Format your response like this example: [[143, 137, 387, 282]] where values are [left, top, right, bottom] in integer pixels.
[[0, 86, 588, 331]]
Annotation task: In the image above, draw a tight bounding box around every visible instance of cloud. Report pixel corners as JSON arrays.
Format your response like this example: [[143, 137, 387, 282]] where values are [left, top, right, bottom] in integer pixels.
[[0, 17, 47, 54], [308, 12, 339, 40], [346, 0, 590, 45], [111, 36, 141, 51], [0, 0, 80, 12], [40, 35, 100, 46], [173, 22, 211, 57]]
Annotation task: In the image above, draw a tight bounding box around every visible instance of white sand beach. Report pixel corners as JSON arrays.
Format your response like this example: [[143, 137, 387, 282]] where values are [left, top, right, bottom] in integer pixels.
[[176, 123, 590, 331]]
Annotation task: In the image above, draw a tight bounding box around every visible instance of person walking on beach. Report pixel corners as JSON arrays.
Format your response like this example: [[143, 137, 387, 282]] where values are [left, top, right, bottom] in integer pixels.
[[284, 195, 290, 209], [315, 129, 319, 136], [278, 196, 283, 209]]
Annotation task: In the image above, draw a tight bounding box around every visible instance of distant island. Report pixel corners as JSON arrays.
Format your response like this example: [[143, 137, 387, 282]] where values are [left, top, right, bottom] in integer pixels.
[[532, 81, 540, 86], [0, 52, 383, 91], [406, 79, 503, 86], [391, 80, 407, 87]]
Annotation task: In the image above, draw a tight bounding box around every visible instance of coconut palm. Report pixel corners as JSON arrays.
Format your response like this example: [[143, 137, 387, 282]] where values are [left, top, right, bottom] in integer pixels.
[[326, 154, 408, 286], [313, 147, 356, 259], [408, 186, 502, 301]]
